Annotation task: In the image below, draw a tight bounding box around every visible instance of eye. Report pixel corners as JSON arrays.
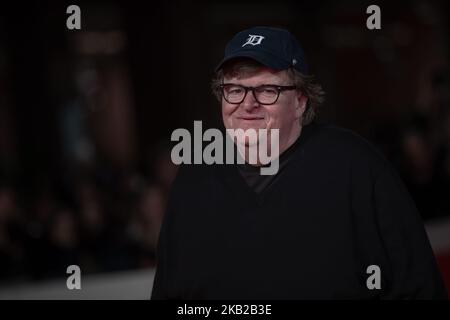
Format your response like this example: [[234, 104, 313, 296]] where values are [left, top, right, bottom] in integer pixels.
[[258, 86, 277, 95], [227, 86, 244, 95]]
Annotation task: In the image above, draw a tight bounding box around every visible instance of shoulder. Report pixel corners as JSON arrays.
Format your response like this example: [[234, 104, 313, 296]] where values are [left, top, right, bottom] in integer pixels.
[[309, 123, 376, 150], [305, 122, 392, 175]]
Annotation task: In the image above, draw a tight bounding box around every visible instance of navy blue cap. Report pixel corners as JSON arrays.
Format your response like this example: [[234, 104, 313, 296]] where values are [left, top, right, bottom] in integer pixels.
[[215, 26, 309, 75]]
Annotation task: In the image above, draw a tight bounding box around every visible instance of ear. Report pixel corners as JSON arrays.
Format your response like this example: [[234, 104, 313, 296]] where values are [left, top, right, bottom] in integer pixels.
[[295, 93, 308, 120]]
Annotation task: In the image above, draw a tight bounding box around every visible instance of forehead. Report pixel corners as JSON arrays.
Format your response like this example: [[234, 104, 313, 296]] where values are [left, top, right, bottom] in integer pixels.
[[223, 66, 291, 84]]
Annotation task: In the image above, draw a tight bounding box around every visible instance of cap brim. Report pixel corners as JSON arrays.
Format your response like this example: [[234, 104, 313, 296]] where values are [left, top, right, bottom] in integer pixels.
[[215, 50, 290, 72]]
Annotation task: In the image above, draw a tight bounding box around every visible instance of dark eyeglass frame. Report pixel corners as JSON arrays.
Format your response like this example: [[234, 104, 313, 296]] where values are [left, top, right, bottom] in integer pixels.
[[219, 83, 297, 105]]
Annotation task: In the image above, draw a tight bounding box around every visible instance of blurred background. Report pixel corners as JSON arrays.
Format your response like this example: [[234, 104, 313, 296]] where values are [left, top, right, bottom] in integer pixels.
[[0, 0, 449, 298]]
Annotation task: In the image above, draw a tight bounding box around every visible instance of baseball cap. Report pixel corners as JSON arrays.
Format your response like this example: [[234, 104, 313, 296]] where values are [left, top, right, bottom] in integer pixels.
[[215, 26, 309, 75]]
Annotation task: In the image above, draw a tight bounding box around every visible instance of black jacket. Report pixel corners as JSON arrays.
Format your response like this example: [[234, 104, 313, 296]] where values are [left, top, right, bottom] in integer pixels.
[[152, 123, 447, 299]]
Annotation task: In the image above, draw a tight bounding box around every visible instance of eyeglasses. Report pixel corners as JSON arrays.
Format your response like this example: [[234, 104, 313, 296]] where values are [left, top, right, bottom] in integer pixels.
[[220, 83, 297, 105]]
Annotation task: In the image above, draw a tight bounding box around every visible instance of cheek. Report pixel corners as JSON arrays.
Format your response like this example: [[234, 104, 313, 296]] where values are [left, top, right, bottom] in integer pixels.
[[222, 104, 236, 126], [265, 103, 297, 128], [264, 107, 284, 128]]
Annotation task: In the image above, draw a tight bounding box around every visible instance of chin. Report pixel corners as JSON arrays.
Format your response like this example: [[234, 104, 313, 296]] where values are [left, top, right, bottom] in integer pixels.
[[233, 135, 255, 146], [243, 137, 259, 147], [239, 123, 267, 132]]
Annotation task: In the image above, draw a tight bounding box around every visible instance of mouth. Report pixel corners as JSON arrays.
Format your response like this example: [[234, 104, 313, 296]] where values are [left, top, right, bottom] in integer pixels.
[[237, 116, 265, 121]]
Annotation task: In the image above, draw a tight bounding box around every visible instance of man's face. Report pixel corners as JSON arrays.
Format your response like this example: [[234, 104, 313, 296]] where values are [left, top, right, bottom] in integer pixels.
[[221, 66, 308, 150]]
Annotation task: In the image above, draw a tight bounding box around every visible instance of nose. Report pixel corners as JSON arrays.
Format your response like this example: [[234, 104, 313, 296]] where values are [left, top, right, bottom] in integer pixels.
[[241, 89, 260, 112]]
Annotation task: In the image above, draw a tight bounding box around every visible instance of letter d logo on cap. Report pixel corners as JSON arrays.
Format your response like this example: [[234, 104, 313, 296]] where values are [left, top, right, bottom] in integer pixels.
[[242, 34, 265, 47]]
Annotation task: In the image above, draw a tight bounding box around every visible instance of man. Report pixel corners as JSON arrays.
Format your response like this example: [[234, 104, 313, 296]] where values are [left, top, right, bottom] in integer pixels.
[[151, 26, 447, 299]]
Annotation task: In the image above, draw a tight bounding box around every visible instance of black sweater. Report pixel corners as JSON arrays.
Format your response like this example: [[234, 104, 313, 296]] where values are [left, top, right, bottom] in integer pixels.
[[151, 123, 447, 299]]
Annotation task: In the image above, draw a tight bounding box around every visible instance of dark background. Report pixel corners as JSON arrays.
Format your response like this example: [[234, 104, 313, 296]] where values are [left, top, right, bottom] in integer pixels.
[[0, 0, 449, 292]]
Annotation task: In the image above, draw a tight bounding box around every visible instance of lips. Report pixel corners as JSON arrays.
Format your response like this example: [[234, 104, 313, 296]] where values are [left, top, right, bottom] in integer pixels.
[[237, 116, 265, 120]]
